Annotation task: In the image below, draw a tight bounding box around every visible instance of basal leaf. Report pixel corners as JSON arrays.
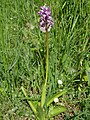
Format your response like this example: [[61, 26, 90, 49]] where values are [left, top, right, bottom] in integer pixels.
[[46, 90, 66, 107], [21, 86, 37, 115], [36, 105, 46, 120], [48, 106, 66, 118], [41, 84, 47, 108]]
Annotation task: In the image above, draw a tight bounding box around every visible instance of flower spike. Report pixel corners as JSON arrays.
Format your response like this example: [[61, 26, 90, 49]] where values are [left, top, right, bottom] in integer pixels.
[[38, 5, 54, 32]]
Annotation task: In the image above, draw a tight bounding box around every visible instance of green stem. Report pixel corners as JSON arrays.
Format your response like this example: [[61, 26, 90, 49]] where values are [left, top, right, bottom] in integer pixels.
[[41, 30, 48, 108], [45, 30, 48, 85]]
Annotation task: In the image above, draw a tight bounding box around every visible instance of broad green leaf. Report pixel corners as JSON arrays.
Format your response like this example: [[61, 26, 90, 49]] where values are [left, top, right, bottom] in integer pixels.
[[36, 105, 46, 120], [21, 86, 37, 115], [41, 84, 47, 108], [48, 106, 66, 118], [46, 90, 66, 107]]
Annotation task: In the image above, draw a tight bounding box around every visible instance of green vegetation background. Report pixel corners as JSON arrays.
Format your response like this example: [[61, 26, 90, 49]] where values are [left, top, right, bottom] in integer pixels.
[[0, 0, 90, 119]]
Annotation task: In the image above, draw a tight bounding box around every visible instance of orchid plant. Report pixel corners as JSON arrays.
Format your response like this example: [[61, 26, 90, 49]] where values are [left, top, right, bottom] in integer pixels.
[[21, 5, 66, 120]]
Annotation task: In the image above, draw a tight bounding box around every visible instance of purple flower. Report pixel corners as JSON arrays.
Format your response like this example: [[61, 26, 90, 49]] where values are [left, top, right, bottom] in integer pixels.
[[38, 5, 54, 32]]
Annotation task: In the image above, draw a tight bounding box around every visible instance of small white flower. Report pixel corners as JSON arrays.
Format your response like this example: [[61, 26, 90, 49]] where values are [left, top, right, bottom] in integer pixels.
[[54, 98, 59, 103], [58, 80, 63, 85]]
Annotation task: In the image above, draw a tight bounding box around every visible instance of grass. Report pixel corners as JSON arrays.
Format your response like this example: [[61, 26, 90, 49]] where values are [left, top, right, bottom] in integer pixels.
[[0, 0, 90, 119]]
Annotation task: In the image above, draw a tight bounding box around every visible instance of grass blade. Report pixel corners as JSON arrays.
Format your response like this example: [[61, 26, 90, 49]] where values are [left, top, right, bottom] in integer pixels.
[[71, 15, 79, 32]]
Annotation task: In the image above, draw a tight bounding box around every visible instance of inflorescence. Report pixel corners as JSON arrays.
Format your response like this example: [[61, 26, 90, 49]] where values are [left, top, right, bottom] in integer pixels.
[[38, 5, 54, 32]]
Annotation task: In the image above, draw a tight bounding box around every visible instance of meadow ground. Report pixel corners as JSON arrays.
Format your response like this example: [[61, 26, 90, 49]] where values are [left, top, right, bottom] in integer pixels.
[[0, 0, 90, 120]]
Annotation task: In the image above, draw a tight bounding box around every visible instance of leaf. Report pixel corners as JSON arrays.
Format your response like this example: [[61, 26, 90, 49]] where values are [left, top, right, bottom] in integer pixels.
[[71, 15, 79, 32], [62, 1, 66, 9], [21, 86, 37, 115], [48, 106, 66, 118], [86, 68, 90, 86], [85, 62, 90, 86], [83, 76, 88, 81], [41, 84, 47, 108], [36, 105, 46, 120], [78, 86, 81, 92], [46, 90, 66, 107]]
